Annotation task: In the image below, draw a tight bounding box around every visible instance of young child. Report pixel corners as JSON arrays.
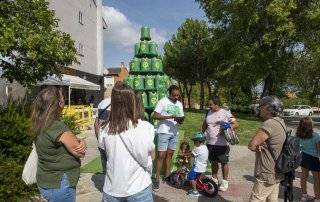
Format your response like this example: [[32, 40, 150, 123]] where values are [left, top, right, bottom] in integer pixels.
[[296, 117, 320, 202], [177, 142, 191, 168], [187, 132, 209, 197]]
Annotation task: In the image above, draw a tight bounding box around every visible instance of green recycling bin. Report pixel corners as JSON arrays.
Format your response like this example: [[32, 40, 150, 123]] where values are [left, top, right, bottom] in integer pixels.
[[149, 91, 158, 107], [134, 43, 140, 57], [140, 26, 151, 41], [124, 75, 135, 88], [145, 75, 155, 90], [155, 75, 167, 89], [139, 41, 149, 55], [134, 75, 144, 90], [163, 75, 171, 88], [140, 58, 150, 72], [142, 92, 148, 107], [158, 90, 168, 99], [151, 58, 163, 72], [129, 58, 140, 72], [149, 42, 158, 56]]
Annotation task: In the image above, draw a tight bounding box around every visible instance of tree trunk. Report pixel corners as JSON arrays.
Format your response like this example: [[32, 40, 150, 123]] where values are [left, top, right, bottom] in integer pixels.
[[207, 81, 212, 99], [200, 81, 205, 109], [261, 74, 275, 98], [184, 82, 193, 109], [178, 81, 185, 107]]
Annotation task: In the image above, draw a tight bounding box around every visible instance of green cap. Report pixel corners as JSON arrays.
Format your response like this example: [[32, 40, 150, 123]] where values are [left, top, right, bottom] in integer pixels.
[[192, 132, 206, 141]]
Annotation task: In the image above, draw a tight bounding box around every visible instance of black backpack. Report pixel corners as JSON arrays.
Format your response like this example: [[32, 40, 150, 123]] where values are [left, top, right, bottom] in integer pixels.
[[98, 104, 111, 121], [266, 119, 302, 174]]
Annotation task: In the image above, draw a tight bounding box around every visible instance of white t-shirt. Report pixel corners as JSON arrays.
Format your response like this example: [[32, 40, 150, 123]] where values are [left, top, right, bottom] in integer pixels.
[[154, 97, 184, 135], [98, 98, 111, 110], [98, 120, 155, 197], [192, 144, 209, 173], [205, 109, 233, 146]]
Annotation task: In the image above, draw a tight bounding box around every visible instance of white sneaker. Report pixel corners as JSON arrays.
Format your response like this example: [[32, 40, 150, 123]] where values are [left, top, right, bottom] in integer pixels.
[[210, 177, 219, 185], [219, 179, 229, 191]]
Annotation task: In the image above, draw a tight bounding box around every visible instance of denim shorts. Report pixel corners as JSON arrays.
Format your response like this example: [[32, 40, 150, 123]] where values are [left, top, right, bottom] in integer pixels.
[[102, 185, 153, 202], [157, 133, 178, 151], [38, 173, 76, 202]]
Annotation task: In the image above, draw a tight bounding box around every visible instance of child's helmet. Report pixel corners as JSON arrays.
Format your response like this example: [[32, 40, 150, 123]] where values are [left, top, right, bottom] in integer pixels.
[[192, 132, 206, 141]]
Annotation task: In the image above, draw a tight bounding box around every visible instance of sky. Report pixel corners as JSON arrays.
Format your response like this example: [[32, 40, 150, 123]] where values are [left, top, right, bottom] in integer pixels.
[[101, 0, 205, 68]]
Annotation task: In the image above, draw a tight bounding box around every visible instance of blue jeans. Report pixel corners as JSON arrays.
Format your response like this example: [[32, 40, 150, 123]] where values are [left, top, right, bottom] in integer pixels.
[[102, 185, 153, 202], [38, 173, 76, 202]]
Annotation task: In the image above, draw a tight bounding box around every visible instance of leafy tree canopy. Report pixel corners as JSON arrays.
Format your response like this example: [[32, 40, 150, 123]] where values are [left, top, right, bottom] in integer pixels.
[[0, 0, 78, 88]]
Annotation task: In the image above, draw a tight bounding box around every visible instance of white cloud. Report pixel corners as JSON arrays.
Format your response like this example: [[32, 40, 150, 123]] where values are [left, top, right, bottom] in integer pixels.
[[102, 6, 167, 49]]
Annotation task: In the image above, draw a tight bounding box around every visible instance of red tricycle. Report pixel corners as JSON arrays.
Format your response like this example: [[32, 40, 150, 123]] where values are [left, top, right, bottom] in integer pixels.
[[169, 166, 218, 197]]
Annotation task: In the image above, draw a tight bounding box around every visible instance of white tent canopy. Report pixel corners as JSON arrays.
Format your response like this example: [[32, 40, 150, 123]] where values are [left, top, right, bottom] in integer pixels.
[[40, 74, 100, 91], [39, 74, 100, 107]]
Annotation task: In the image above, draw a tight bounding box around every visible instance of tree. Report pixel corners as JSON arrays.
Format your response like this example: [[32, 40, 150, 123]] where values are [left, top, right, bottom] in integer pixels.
[[196, 0, 318, 97], [0, 0, 78, 88], [163, 18, 215, 109]]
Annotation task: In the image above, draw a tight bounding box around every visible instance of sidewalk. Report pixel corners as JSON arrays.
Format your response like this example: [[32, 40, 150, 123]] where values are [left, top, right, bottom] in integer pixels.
[[76, 127, 315, 202]]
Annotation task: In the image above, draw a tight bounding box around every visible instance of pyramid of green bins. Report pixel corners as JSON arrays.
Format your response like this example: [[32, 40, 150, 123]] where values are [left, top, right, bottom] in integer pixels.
[[124, 26, 171, 110]]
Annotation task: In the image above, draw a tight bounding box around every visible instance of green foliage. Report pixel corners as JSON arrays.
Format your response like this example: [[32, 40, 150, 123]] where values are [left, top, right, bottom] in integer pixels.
[[61, 115, 81, 136], [196, 0, 320, 97], [0, 0, 78, 88], [163, 18, 216, 108], [0, 100, 34, 162], [0, 156, 38, 201], [0, 101, 38, 200], [282, 97, 311, 108]]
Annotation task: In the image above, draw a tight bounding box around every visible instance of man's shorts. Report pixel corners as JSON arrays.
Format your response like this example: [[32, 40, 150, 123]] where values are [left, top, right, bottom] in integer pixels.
[[187, 166, 202, 181], [157, 133, 178, 151], [207, 144, 230, 163]]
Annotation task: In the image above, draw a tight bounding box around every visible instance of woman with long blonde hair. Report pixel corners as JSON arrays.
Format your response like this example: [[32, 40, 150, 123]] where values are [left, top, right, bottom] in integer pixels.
[[31, 86, 86, 202]]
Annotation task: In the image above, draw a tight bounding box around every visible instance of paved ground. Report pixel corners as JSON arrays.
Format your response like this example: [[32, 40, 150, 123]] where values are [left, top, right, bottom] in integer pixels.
[[76, 126, 316, 202]]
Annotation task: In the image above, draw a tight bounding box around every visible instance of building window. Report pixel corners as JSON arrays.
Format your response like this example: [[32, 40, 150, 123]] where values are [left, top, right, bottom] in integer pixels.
[[79, 11, 83, 25], [78, 43, 84, 56]]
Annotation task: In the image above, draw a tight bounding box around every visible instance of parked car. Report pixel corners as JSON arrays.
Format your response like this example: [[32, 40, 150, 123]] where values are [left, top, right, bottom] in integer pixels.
[[283, 105, 313, 117]]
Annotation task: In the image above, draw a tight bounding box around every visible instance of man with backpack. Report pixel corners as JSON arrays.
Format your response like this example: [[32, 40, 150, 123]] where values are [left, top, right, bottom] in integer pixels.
[[248, 96, 286, 201]]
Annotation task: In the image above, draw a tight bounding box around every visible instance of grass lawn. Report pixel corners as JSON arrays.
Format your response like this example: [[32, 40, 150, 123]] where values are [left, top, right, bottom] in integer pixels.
[[81, 111, 262, 173], [180, 111, 262, 146]]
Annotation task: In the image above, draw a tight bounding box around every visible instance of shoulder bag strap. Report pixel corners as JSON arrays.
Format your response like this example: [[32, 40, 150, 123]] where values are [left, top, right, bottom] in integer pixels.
[[118, 134, 150, 174], [98, 104, 111, 119], [265, 118, 287, 161]]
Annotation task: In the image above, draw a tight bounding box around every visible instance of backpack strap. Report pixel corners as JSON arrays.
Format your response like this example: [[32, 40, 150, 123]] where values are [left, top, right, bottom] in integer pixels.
[[266, 118, 287, 161], [98, 104, 111, 119]]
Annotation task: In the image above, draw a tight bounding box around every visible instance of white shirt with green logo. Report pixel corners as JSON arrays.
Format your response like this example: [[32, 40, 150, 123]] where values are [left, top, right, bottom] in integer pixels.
[[154, 97, 184, 135]]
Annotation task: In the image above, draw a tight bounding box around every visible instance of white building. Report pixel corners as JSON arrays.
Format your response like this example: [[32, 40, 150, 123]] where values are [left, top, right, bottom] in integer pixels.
[[48, 0, 107, 106], [48, 0, 106, 76]]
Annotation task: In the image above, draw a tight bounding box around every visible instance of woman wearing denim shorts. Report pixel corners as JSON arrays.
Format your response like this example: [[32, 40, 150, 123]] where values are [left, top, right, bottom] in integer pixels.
[[152, 85, 184, 191]]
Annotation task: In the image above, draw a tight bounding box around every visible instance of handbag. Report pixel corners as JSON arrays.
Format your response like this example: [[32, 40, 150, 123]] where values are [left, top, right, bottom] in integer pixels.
[[118, 134, 152, 174], [22, 142, 38, 185]]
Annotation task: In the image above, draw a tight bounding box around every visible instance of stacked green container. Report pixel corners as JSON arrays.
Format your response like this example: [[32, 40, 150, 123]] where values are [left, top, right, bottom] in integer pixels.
[[123, 26, 172, 122], [134, 75, 144, 90], [140, 58, 150, 72], [130, 58, 140, 72], [145, 75, 155, 90]]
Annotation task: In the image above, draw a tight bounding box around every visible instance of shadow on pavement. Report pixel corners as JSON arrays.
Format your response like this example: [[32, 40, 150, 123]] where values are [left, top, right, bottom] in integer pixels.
[[278, 185, 302, 201], [153, 194, 169, 202], [243, 174, 255, 182], [198, 194, 233, 202], [91, 173, 105, 192]]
